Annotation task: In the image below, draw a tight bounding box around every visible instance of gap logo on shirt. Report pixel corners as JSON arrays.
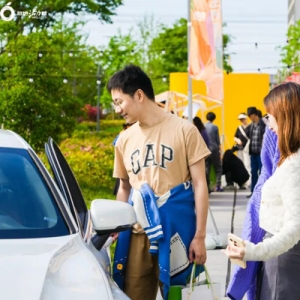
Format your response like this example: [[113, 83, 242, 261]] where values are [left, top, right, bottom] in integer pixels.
[[131, 143, 174, 175]]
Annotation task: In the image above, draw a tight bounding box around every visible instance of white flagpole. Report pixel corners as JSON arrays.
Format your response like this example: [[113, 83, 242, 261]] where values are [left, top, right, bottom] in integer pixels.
[[220, 0, 225, 154], [187, 0, 193, 122]]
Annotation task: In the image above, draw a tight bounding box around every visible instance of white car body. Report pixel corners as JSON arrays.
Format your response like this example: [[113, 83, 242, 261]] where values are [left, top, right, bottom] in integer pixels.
[[0, 129, 136, 300]]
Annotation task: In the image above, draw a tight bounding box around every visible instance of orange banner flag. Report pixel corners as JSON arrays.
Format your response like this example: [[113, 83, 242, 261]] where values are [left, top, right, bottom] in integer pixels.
[[189, 0, 224, 102]]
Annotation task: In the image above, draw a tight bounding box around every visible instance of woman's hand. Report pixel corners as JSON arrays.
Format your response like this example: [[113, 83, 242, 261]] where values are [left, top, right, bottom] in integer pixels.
[[234, 137, 243, 145], [222, 243, 246, 260]]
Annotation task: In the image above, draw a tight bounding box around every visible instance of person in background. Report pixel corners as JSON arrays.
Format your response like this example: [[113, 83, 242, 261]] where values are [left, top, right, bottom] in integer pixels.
[[225, 82, 300, 300], [256, 109, 263, 118], [193, 116, 210, 191], [222, 148, 249, 190], [245, 107, 266, 198], [234, 113, 251, 186], [205, 112, 223, 192], [193, 116, 210, 148]]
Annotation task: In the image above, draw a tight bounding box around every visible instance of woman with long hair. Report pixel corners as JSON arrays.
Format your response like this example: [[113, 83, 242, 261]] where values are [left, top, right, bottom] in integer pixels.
[[223, 82, 300, 299], [193, 116, 211, 191], [193, 116, 210, 147]]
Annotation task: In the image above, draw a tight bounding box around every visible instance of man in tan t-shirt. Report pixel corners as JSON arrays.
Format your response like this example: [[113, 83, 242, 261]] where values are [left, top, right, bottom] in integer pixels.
[[108, 64, 210, 300]]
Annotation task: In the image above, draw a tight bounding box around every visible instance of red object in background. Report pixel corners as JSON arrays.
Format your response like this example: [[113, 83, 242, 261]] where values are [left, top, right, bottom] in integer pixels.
[[82, 104, 103, 121], [284, 72, 300, 84]]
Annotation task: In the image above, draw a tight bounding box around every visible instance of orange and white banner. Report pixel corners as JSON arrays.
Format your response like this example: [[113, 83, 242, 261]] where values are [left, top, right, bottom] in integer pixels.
[[189, 0, 224, 102]]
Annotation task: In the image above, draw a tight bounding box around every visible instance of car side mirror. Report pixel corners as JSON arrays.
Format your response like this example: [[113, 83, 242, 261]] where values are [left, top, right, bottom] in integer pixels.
[[90, 199, 137, 235]]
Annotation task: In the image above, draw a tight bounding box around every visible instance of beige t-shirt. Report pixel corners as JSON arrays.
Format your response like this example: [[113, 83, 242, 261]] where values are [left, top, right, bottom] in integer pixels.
[[113, 113, 211, 196]]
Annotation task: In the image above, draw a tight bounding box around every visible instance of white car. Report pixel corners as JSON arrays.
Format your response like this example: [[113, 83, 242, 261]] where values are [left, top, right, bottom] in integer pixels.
[[0, 129, 136, 300]]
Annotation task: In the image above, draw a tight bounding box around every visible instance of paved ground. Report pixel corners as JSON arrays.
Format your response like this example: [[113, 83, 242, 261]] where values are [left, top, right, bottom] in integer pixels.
[[205, 189, 248, 300], [156, 187, 249, 300]]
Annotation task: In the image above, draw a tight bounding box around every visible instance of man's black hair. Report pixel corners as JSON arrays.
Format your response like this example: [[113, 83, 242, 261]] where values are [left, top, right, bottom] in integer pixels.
[[107, 64, 155, 101], [206, 112, 216, 122]]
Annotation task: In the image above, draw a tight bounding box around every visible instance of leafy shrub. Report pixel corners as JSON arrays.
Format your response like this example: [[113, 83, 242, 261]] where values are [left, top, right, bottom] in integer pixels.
[[76, 120, 123, 133], [105, 113, 122, 120], [39, 120, 125, 207], [59, 135, 116, 206]]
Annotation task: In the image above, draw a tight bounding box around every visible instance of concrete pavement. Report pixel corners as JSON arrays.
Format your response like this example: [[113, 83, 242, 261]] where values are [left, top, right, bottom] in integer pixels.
[[205, 189, 248, 300]]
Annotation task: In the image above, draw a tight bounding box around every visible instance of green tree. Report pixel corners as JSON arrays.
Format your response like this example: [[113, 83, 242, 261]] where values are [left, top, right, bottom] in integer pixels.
[[98, 15, 165, 103], [0, 0, 123, 39], [222, 24, 233, 73], [0, 22, 94, 151], [97, 30, 142, 108], [280, 20, 300, 72], [98, 16, 233, 106], [147, 18, 187, 93], [101, 15, 171, 98], [147, 18, 233, 93], [135, 14, 163, 71], [64, 45, 101, 108]]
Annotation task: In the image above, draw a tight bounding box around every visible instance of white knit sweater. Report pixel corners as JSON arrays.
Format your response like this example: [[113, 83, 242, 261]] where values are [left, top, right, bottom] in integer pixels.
[[244, 150, 300, 261]]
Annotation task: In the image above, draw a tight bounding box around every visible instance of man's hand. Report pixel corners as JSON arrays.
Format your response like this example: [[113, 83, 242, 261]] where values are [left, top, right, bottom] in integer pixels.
[[189, 235, 207, 265], [110, 232, 119, 242]]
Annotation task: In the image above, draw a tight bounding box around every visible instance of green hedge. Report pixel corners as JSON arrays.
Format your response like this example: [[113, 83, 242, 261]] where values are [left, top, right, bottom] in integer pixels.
[[76, 120, 124, 133], [40, 121, 125, 207]]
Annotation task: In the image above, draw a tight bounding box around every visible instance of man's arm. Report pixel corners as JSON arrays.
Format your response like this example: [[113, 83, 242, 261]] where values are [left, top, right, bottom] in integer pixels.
[[116, 178, 132, 203], [111, 178, 132, 241], [189, 158, 209, 265]]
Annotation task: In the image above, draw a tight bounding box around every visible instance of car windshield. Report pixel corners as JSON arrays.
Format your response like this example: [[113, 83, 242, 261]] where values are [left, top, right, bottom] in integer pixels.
[[0, 147, 69, 239]]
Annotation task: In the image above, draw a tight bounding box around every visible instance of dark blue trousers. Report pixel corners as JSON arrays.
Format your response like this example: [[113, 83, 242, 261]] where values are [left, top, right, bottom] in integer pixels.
[[250, 154, 262, 192]]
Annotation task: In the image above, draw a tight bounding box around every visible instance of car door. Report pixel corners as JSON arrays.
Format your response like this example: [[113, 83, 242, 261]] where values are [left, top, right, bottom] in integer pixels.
[[45, 138, 90, 239]]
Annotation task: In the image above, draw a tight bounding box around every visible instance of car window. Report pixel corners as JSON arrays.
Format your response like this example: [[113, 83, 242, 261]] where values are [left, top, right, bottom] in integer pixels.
[[0, 147, 69, 239], [46, 140, 88, 234]]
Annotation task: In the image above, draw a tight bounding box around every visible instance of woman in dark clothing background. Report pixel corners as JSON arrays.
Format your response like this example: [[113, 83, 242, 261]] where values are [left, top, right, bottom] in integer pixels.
[[193, 116, 210, 147], [193, 116, 211, 191]]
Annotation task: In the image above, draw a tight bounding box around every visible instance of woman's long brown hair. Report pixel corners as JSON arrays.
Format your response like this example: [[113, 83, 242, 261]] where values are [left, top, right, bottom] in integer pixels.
[[264, 82, 300, 166]]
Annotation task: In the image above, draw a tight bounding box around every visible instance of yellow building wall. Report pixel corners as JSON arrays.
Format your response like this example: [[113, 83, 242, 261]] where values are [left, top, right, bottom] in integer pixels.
[[169, 72, 270, 150]]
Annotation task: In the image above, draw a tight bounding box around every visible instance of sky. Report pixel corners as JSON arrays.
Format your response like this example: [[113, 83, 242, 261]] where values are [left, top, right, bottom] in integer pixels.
[[78, 0, 288, 75]]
